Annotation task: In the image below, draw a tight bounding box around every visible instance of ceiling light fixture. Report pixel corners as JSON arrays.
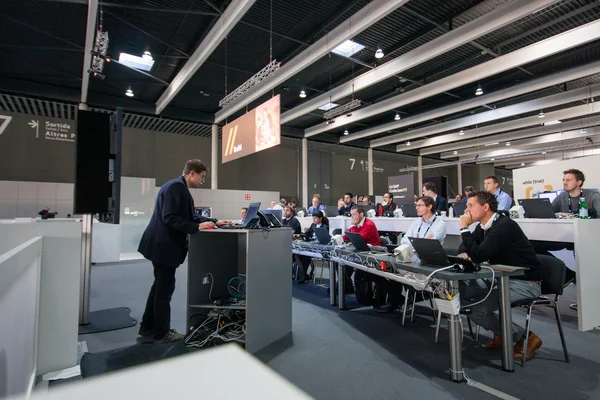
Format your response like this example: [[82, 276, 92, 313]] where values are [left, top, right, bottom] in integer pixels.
[[299, 90, 306, 98], [119, 52, 155, 72], [491, 158, 495, 161], [459, 129, 464, 135], [325, 119, 335, 125], [538, 111, 545, 118], [345, 113, 352, 118], [125, 87, 134, 97], [484, 142, 499, 147], [581, 128, 587, 134], [521, 163, 525, 166], [475, 86, 483, 96], [406, 141, 411, 146], [506, 142, 511, 146], [544, 120, 562, 126], [375, 47, 384, 59], [542, 151, 547, 155], [453, 151, 458, 155], [344, 129, 349, 136], [394, 113, 401, 121], [142, 51, 153, 61]]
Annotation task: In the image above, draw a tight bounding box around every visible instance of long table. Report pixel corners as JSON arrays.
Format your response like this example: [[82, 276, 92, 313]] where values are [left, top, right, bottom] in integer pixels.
[[298, 216, 600, 332], [291, 240, 525, 382]]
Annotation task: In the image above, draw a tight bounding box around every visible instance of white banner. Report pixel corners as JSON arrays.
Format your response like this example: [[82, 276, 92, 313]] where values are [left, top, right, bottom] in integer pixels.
[[512, 154, 600, 199]]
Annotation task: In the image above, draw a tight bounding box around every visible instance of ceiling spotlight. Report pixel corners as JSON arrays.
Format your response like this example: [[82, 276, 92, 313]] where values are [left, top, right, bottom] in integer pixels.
[[453, 151, 458, 155], [345, 113, 352, 118], [326, 119, 335, 125], [475, 86, 483, 96], [125, 87, 134, 97], [521, 163, 525, 166], [581, 128, 587, 134], [105, 57, 111, 62], [394, 113, 401, 121], [142, 51, 153, 60], [542, 151, 547, 155], [491, 158, 495, 161], [299, 90, 307, 98], [459, 129, 464, 135], [343, 129, 349, 136], [538, 111, 545, 118], [406, 141, 411, 146], [375, 48, 384, 59], [506, 142, 511, 146]]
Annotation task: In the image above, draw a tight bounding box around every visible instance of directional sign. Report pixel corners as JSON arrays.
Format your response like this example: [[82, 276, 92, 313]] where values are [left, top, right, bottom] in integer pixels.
[[0, 115, 12, 135], [28, 119, 39, 138]]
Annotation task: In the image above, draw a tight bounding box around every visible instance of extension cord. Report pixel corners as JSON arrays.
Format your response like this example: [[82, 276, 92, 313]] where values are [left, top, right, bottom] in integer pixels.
[[435, 294, 460, 315]]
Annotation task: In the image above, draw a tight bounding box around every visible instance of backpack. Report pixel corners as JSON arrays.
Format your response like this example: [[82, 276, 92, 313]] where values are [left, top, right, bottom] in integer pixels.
[[354, 270, 387, 308]]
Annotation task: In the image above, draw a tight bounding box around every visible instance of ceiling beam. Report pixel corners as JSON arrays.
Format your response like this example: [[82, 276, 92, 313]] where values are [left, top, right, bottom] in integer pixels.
[[40, 0, 221, 15], [426, 115, 600, 156], [387, 83, 600, 150], [155, 0, 257, 115], [401, 100, 600, 152], [306, 19, 600, 139], [80, 0, 98, 105], [342, 60, 600, 144], [288, 0, 557, 127], [444, 124, 600, 158], [214, 0, 409, 124]]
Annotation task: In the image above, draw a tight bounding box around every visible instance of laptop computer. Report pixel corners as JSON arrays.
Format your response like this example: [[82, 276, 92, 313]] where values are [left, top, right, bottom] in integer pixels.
[[222, 202, 261, 229], [451, 202, 466, 217], [518, 198, 556, 219], [408, 237, 480, 272], [314, 227, 331, 245], [401, 204, 418, 217], [345, 232, 371, 252]]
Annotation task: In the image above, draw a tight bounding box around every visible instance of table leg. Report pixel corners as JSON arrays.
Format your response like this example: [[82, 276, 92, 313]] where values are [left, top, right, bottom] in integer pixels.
[[338, 263, 346, 310], [448, 280, 463, 382], [498, 276, 515, 372], [329, 260, 336, 306]]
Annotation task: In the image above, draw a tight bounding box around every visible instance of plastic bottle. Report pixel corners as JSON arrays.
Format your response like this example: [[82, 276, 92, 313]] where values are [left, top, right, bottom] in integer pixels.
[[579, 197, 589, 219]]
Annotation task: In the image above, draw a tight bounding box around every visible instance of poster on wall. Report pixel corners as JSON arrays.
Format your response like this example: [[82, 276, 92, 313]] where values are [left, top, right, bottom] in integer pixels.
[[512, 154, 600, 199], [222, 95, 280, 163], [388, 173, 414, 205]]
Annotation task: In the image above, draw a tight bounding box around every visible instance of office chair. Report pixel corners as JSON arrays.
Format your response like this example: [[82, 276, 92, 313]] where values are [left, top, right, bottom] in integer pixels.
[[512, 254, 570, 367]]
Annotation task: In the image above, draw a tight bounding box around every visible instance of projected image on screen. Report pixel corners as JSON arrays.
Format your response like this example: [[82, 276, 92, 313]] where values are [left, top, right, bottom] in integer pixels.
[[222, 95, 280, 163]]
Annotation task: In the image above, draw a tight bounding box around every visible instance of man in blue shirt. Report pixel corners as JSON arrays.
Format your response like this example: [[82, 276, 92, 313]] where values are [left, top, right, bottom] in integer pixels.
[[484, 176, 513, 211], [462, 186, 474, 203]]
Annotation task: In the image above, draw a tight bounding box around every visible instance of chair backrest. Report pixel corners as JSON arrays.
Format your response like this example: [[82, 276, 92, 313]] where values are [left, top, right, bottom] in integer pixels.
[[536, 254, 567, 296]]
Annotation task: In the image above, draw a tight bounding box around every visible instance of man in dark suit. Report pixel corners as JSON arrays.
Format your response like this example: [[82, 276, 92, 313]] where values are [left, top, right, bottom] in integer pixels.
[[422, 182, 448, 215], [138, 159, 231, 342]]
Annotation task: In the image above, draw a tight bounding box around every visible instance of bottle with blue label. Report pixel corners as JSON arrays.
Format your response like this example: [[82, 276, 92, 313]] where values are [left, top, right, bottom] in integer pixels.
[[579, 197, 588, 219]]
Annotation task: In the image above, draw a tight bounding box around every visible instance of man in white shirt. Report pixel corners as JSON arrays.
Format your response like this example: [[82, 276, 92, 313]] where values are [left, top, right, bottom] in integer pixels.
[[401, 196, 447, 247], [273, 198, 286, 211]]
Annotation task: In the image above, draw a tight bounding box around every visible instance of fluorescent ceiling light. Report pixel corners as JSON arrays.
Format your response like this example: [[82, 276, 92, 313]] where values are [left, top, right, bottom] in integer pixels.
[[332, 40, 365, 58], [544, 120, 562, 126], [318, 102, 339, 111], [118, 52, 155, 71], [484, 142, 499, 147]]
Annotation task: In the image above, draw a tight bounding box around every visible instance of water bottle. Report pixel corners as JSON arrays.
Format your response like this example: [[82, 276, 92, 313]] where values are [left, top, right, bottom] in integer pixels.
[[579, 197, 589, 219], [449, 206, 454, 218]]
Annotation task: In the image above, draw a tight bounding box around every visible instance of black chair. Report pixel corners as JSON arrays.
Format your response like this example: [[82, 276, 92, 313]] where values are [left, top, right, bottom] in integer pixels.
[[512, 254, 570, 367]]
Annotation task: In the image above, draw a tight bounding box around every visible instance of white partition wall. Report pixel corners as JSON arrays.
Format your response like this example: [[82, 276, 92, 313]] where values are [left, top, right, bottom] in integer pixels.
[[0, 181, 73, 219]]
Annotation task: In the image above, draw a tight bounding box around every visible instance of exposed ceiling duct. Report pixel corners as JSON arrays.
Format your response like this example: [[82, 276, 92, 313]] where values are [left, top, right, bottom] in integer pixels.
[[282, 0, 560, 125], [304, 19, 600, 138], [214, 0, 409, 124]]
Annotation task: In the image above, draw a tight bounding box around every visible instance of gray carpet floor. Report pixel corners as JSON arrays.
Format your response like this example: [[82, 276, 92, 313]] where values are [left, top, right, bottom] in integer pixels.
[[79, 261, 600, 400]]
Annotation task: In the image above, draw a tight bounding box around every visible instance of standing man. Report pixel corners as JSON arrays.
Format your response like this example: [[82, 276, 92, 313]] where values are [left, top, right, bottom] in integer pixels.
[[552, 168, 600, 217], [138, 159, 231, 342], [338, 192, 356, 216], [422, 182, 448, 215], [484, 176, 513, 211]]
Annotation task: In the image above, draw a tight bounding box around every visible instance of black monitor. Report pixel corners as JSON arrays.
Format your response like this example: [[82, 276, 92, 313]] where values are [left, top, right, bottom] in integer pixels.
[[261, 209, 282, 223], [451, 202, 466, 217], [401, 204, 418, 217], [242, 202, 261, 227], [518, 198, 556, 219]]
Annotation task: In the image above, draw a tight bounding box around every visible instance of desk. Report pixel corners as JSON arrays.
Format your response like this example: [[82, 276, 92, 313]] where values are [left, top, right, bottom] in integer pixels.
[[331, 248, 525, 382], [292, 241, 337, 306], [298, 217, 600, 331]]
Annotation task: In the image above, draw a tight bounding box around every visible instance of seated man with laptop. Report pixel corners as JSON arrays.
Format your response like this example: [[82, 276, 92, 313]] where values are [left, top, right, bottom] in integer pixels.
[[294, 211, 330, 283], [458, 191, 542, 361], [401, 196, 447, 248]]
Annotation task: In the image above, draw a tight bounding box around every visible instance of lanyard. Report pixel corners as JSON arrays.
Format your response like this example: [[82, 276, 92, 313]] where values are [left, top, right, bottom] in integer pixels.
[[417, 216, 437, 238], [568, 194, 581, 214]]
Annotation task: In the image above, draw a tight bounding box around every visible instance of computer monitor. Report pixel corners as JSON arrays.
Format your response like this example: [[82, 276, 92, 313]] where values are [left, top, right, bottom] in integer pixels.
[[242, 202, 261, 227], [518, 198, 556, 219], [538, 190, 562, 203], [261, 209, 282, 223], [451, 202, 467, 217], [400, 204, 418, 217]]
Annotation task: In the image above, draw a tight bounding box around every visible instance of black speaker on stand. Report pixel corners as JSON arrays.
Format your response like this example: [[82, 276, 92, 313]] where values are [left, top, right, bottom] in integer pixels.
[[75, 108, 136, 335]]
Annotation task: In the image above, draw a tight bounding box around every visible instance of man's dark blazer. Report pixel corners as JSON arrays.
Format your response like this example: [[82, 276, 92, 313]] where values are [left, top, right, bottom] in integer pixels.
[[138, 176, 209, 268], [434, 196, 448, 215]]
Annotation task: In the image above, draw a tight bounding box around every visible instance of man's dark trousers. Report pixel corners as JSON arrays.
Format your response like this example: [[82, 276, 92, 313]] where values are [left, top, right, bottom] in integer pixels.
[[140, 262, 177, 339]]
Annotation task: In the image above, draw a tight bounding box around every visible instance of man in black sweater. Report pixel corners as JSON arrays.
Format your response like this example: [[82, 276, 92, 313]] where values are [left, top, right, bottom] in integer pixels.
[[338, 192, 356, 216], [458, 191, 542, 361], [282, 205, 302, 234]]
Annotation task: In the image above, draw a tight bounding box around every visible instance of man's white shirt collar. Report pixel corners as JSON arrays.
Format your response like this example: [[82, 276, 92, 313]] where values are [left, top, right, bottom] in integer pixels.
[[481, 213, 497, 231], [355, 217, 365, 228]]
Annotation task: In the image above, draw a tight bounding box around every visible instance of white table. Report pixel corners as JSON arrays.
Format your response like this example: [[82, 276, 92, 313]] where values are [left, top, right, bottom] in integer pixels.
[[298, 216, 600, 331]]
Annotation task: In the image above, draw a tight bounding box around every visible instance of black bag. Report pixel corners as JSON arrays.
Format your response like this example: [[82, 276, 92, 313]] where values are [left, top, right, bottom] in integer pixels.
[[354, 270, 388, 308]]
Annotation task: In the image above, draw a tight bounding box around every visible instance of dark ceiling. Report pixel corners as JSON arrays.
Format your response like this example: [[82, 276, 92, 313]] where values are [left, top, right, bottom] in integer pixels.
[[0, 0, 599, 157]]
